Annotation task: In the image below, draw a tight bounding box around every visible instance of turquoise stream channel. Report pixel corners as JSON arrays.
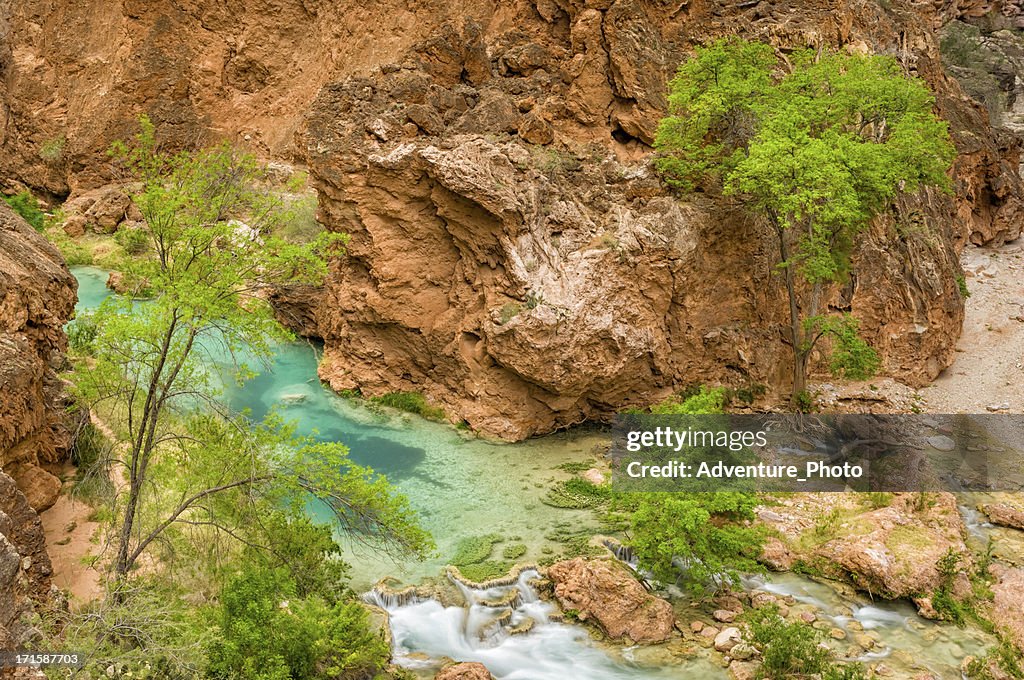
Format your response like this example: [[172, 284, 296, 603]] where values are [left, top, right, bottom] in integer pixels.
[[71, 266, 996, 679]]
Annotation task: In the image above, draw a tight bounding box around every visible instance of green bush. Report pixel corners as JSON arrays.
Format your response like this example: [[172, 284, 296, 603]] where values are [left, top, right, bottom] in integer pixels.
[[744, 604, 831, 679], [116, 226, 150, 254], [208, 565, 389, 680], [68, 313, 99, 353], [4, 191, 45, 230], [650, 385, 728, 414]]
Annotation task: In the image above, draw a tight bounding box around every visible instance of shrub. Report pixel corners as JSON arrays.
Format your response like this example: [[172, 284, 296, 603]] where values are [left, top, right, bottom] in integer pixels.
[[116, 226, 150, 254], [743, 604, 831, 679], [208, 565, 389, 680], [4, 191, 45, 230], [68, 313, 99, 353], [498, 302, 522, 324]]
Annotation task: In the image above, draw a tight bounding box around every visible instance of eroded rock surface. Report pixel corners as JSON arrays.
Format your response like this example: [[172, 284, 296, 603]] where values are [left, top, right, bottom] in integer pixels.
[[299, 1, 1017, 438], [0, 471, 53, 650], [0, 203, 78, 511], [547, 557, 675, 643], [4, 1, 1024, 439], [434, 662, 494, 680]]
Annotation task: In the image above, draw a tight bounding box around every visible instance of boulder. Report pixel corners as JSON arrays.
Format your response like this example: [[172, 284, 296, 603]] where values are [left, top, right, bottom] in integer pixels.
[[989, 564, 1024, 655], [982, 503, 1024, 530], [434, 662, 494, 680], [546, 557, 675, 643]]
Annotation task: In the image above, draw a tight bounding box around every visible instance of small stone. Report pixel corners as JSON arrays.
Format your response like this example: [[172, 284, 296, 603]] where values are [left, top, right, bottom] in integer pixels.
[[714, 627, 741, 652], [729, 642, 757, 661], [701, 625, 720, 638], [927, 435, 956, 451], [690, 620, 704, 633], [987, 402, 1011, 412], [714, 609, 737, 623], [830, 627, 847, 640], [21, 556, 31, 571], [799, 611, 816, 623]]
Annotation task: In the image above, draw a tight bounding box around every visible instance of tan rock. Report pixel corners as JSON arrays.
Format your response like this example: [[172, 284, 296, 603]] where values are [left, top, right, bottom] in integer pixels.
[[434, 662, 493, 680], [547, 558, 675, 643], [983, 502, 1024, 530], [989, 564, 1024, 655], [713, 609, 737, 623], [714, 626, 741, 652]]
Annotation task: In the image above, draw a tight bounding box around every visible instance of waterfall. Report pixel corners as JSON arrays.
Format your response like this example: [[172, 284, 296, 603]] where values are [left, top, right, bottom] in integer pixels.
[[367, 568, 717, 680]]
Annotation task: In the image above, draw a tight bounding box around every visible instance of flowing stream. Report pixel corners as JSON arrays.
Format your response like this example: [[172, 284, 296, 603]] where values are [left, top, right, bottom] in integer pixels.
[[71, 266, 1000, 679]]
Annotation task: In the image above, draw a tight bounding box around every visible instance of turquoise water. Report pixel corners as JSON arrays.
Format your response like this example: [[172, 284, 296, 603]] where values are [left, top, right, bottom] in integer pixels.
[[70, 266, 604, 587]]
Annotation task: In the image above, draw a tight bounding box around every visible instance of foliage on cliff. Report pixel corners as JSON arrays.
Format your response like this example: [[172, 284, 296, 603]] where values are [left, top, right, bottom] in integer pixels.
[[655, 39, 955, 401]]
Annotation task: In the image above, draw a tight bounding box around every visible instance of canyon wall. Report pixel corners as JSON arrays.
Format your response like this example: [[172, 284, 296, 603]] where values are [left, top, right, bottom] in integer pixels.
[[3, 1, 1023, 438], [302, 0, 1022, 438], [0, 203, 78, 509], [0, 203, 75, 649]]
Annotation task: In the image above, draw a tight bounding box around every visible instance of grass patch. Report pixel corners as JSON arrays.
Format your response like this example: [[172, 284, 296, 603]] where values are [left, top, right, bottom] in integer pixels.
[[369, 391, 445, 421], [4, 191, 46, 230], [498, 302, 522, 324]]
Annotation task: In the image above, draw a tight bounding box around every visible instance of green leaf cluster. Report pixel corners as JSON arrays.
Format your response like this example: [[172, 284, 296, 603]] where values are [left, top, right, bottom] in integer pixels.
[[207, 564, 389, 680], [3, 190, 46, 230]]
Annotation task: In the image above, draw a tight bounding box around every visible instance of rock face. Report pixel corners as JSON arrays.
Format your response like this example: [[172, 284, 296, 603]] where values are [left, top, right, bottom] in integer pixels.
[[0, 203, 79, 511], [546, 557, 675, 643], [434, 662, 494, 680], [989, 564, 1024, 655], [3, 1, 1024, 439], [0, 470, 54, 650], [299, 0, 1013, 438]]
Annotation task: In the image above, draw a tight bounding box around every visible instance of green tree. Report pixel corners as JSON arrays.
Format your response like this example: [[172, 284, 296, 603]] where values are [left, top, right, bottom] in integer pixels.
[[73, 116, 431, 587], [655, 39, 955, 402], [617, 387, 765, 593]]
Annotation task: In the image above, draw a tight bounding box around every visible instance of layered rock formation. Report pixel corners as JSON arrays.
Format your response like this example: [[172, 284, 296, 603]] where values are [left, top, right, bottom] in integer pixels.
[[4, 1, 1024, 438], [0, 203, 78, 511], [301, 0, 1014, 438], [0, 471, 53, 650]]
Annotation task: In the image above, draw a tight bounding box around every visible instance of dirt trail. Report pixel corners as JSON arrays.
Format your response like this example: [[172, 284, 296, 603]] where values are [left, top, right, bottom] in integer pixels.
[[38, 414, 122, 605], [923, 240, 1024, 415], [40, 478, 104, 603]]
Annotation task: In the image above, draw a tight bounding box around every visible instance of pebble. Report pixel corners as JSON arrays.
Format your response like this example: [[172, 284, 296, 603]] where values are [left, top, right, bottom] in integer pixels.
[[987, 402, 1011, 412], [927, 435, 956, 451]]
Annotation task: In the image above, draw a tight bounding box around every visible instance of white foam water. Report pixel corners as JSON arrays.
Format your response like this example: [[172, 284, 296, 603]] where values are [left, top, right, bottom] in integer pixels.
[[366, 570, 718, 680]]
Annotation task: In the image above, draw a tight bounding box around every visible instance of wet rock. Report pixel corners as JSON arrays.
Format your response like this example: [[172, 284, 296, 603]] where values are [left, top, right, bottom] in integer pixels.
[[690, 620, 704, 633], [547, 558, 675, 643], [799, 611, 817, 623], [581, 468, 605, 486], [714, 627, 741, 652], [829, 627, 847, 640], [435, 663, 493, 680]]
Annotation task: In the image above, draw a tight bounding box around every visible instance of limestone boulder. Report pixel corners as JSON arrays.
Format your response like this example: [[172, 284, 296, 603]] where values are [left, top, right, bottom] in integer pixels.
[[546, 557, 675, 643]]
